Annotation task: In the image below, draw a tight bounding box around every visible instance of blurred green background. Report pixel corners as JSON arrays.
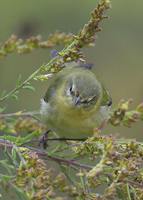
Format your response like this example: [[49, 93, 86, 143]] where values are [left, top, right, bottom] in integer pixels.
[[0, 0, 143, 140]]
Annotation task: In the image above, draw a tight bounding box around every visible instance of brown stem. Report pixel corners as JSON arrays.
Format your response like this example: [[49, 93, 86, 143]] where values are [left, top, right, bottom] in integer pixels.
[[0, 139, 92, 170]]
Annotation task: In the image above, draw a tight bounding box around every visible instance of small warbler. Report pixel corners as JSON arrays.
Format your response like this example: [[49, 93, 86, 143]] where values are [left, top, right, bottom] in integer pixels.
[[40, 64, 112, 139]]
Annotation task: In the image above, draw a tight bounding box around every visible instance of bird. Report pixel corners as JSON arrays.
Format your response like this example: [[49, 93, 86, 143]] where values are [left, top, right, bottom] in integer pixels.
[[40, 64, 112, 139]]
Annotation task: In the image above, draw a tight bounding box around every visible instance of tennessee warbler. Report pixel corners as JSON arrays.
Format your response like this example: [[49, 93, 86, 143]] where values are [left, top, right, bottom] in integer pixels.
[[40, 64, 112, 139]]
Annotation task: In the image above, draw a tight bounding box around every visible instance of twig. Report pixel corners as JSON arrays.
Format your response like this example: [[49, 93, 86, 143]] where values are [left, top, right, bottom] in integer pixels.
[[0, 138, 92, 170], [0, 33, 74, 59], [44, 137, 87, 141], [0, 0, 111, 102], [0, 111, 40, 118], [45, 154, 92, 170]]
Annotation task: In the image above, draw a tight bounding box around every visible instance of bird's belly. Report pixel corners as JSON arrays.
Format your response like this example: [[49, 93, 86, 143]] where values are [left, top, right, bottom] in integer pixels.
[[41, 100, 109, 139], [45, 109, 99, 138], [54, 116, 95, 138]]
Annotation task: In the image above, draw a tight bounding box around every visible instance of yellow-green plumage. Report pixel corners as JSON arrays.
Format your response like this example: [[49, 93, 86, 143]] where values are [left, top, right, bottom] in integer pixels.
[[40, 65, 111, 138]]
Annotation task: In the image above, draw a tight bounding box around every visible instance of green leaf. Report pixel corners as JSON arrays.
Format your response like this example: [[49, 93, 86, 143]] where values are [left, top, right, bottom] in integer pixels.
[[0, 131, 40, 146], [126, 183, 132, 200], [12, 147, 17, 161], [116, 184, 133, 200], [10, 184, 29, 200], [0, 90, 6, 98], [11, 93, 19, 101], [17, 130, 40, 145], [16, 74, 22, 87], [0, 135, 17, 143], [0, 173, 14, 182], [0, 160, 15, 175], [0, 106, 6, 113], [4, 146, 19, 167], [23, 85, 35, 91]]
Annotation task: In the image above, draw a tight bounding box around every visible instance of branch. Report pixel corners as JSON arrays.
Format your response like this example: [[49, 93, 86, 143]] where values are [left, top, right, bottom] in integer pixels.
[[0, 139, 92, 170], [0, 32, 74, 59], [0, 0, 111, 102], [0, 110, 40, 118], [109, 100, 143, 127]]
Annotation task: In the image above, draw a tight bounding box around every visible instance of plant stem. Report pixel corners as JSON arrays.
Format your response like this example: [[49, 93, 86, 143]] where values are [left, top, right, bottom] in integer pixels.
[[0, 138, 92, 170], [0, 111, 40, 118], [0, 56, 57, 102], [0, 0, 111, 102]]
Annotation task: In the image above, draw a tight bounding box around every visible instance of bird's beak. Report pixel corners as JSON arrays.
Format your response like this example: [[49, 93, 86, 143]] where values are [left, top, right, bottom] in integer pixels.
[[74, 96, 81, 105]]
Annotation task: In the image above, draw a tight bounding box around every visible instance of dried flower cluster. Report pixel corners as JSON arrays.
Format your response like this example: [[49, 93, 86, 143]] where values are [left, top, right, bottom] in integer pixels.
[[0, 131, 142, 199], [0, 116, 45, 135], [110, 100, 143, 127], [77, 0, 110, 48], [0, 0, 110, 102], [16, 152, 78, 200], [44, 0, 111, 74], [0, 32, 74, 59], [73, 135, 143, 199], [0, 0, 143, 199]]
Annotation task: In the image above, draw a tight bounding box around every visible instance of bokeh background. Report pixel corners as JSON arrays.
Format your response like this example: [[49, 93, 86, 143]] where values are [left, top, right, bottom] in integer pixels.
[[0, 0, 143, 140]]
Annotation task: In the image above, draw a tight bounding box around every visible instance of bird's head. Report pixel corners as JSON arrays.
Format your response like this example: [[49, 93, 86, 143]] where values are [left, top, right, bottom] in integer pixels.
[[64, 72, 102, 109]]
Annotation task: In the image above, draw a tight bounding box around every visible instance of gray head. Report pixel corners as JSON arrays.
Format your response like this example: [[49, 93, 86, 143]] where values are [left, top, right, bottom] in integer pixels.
[[64, 71, 102, 108]]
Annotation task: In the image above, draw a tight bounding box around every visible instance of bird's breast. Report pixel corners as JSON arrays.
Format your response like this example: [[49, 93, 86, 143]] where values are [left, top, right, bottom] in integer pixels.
[[40, 97, 107, 138]]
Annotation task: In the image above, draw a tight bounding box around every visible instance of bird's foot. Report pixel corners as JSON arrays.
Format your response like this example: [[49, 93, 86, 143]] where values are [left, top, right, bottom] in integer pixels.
[[39, 130, 51, 149]]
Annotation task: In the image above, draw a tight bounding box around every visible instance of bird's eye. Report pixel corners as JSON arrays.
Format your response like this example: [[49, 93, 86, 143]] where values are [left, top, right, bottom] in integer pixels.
[[107, 99, 112, 106], [69, 86, 74, 95], [70, 86, 72, 92]]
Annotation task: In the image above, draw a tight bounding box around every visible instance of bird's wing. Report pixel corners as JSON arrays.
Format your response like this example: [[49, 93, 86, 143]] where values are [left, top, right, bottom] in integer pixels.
[[101, 85, 112, 107], [43, 69, 69, 103]]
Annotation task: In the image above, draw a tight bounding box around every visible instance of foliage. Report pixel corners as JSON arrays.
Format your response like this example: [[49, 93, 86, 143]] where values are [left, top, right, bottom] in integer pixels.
[[0, 32, 74, 59], [0, 0, 143, 199]]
